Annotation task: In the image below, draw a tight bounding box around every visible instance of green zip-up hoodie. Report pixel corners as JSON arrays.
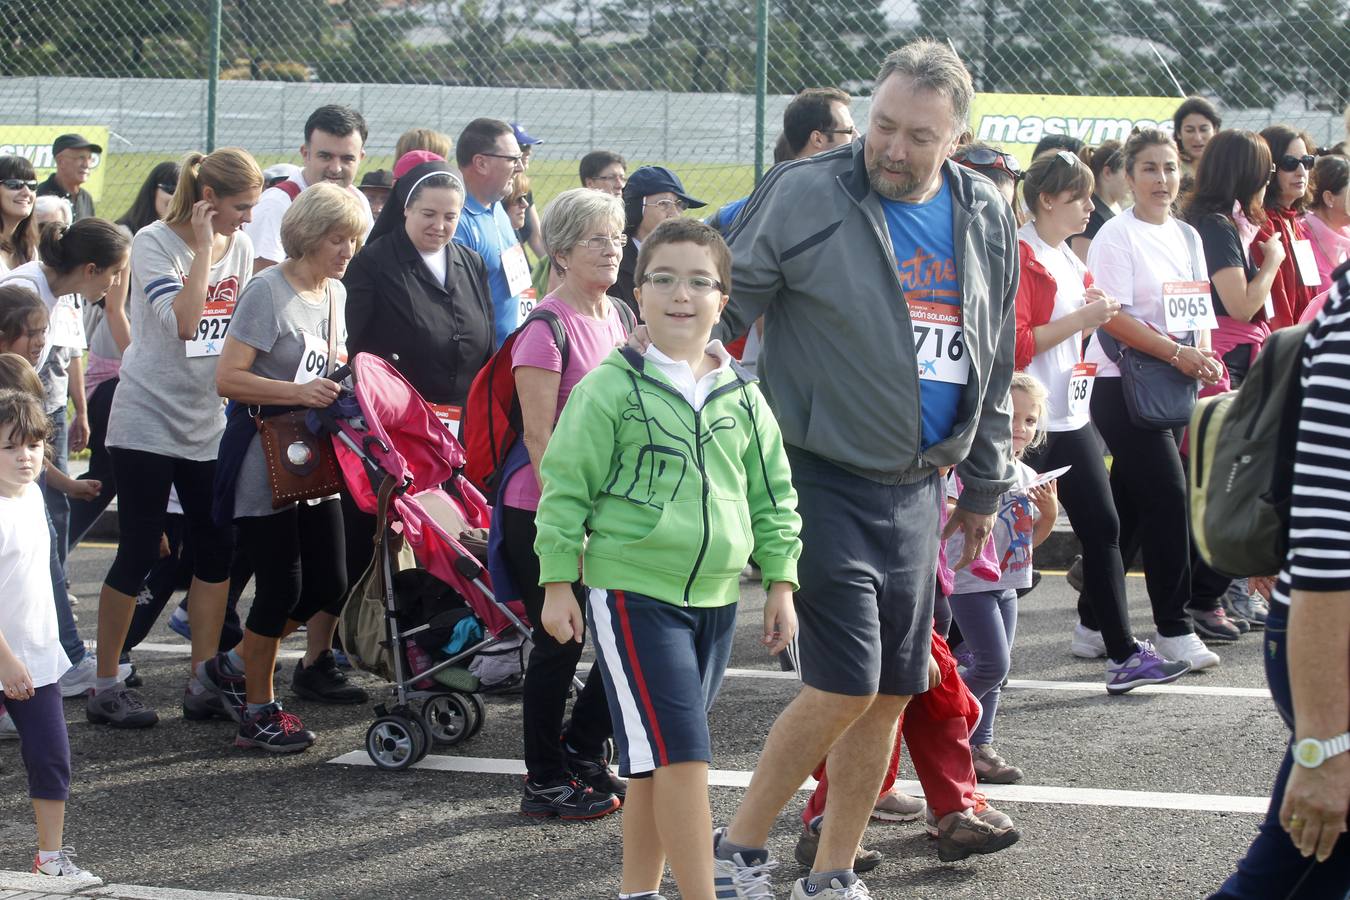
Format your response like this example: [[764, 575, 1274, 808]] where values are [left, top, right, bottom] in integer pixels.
[[534, 346, 802, 608]]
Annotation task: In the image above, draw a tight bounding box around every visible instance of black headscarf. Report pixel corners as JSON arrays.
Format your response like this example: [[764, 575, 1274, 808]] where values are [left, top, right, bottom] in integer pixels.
[[367, 160, 462, 244]]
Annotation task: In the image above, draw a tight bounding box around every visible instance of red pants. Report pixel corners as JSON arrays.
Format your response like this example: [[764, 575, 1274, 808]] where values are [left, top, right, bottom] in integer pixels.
[[802, 631, 981, 825]]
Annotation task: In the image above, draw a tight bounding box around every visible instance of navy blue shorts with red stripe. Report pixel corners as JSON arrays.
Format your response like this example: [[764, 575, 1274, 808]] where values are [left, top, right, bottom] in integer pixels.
[[586, 588, 737, 777]]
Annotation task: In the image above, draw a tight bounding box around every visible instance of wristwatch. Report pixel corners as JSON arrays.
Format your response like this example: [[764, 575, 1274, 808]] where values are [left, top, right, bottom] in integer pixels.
[[1292, 732, 1350, 769]]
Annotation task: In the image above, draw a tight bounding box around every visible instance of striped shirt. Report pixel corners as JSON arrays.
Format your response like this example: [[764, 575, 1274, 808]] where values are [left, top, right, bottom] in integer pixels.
[[1273, 263, 1350, 606]]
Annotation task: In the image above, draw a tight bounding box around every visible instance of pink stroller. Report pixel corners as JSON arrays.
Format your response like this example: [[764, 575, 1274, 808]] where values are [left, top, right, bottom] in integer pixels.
[[323, 352, 533, 770]]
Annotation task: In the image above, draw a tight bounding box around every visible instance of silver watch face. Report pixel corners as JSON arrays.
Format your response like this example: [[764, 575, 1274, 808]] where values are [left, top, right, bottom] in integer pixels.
[[1295, 738, 1326, 768]]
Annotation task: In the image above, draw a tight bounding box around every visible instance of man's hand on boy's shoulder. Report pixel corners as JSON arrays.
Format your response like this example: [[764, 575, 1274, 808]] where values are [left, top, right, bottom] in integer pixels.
[[762, 581, 797, 656]]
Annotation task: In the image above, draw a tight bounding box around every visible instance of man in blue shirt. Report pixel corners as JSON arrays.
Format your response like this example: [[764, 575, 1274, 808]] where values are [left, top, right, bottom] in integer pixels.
[[454, 118, 528, 347]]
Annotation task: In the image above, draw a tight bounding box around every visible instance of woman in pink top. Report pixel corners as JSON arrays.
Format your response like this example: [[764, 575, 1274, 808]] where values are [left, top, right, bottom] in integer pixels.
[[499, 188, 631, 821], [1304, 155, 1350, 297]]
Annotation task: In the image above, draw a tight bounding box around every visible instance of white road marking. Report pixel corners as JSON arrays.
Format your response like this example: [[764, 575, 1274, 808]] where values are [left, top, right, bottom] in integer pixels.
[[0, 870, 298, 900], [325, 752, 1269, 814]]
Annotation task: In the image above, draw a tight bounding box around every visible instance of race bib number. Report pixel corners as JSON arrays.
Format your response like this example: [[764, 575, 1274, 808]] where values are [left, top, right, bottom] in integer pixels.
[[518, 286, 538, 322], [1292, 239, 1321, 287], [909, 301, 969, 385], [428, 403, 462, 438], [1162, 281, 1217, 333], [185, 298, 234, 357], [49, 299, 86, 350], [1067, 362, 1096, 419], [294, 331, 331, 385], [502, 244, 532, 297]]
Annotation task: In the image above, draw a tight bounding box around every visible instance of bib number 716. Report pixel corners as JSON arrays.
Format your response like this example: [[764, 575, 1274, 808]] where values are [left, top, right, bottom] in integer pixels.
[[908, 300, 970, 385]]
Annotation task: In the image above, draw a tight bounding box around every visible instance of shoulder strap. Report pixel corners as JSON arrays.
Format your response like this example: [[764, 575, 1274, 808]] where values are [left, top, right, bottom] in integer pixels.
[[519, 308, 570, 375], [325, 282, 337, 377], [611, 296, 637, 335], [1182, 222, 1205, 281], [273, 180, 303, 201]]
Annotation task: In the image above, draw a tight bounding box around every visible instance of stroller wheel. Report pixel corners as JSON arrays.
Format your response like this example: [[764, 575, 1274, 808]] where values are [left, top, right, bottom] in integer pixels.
[[421, 692, 476, 746], [366, 716, 422, 771], [464, 692, 486, 739]]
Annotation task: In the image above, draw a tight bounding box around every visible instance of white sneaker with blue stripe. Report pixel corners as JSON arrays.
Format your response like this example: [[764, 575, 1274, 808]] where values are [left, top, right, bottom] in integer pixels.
[[791, 875, 872, 898], [712, 827, 777, 899]]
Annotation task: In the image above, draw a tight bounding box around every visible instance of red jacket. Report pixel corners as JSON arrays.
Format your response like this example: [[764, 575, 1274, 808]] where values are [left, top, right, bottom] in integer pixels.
[[1252, 206, 1314, 331], [1014, 239, 1094, 370]]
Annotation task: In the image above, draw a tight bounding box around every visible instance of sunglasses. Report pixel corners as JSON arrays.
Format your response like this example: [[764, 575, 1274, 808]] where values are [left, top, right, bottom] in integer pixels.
[[157, 182, 176, 194], [952, 147, 1023, 181], [0, 178, 37, 191], [1276, 154, 1316, 172]]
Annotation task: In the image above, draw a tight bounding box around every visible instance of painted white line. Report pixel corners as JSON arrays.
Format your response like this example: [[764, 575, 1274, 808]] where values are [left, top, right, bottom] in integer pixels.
[[0, 870, 298, 900], [101, 642, 305, 661], [326, 752, 1269, 815]]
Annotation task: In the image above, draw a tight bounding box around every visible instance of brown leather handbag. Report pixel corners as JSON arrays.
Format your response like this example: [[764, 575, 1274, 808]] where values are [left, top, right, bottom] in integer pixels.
[[255, 286, 342, 508]]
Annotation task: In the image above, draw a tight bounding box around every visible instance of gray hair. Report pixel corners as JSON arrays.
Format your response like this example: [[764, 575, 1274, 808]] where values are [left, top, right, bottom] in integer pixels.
[[874, 40, 974, 134], [34, 194, 73, 227], [542, 188, 625, 263]]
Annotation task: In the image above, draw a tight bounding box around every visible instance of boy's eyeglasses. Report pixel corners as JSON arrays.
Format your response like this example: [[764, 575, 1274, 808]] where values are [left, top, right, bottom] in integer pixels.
[[1276, 154, 1316, 172], [951, 147, 1023, 182], [0, 179, 37, 191], [575, 234, 627, 251], [641, 272, 722, 294]]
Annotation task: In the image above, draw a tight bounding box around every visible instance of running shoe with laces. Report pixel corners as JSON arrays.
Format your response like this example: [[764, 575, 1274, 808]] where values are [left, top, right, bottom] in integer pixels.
[[1105, 641, 1192, 695], [713, 827, 778, 899], [922, 793, 1016, 836], [182, 681, 233, 722], [1228, 581, 1268, 629], [32, 847, 101, 884], [972, 743, 1023, 784], [1187, 605, 1242, 642], [85, 684, 158, 728], [791, 874, 873, 898], [519, 776, 620, 820], [793, 815, 882, 873], [871, 786, 926, 822], [1152, 631, 1220, 671], [926, 808, 1021, 862], [564, 743, 627, 801], [292, 650, 368, 704], [235, 702, 316, 753], [1070, 624, 1107, 659], [199, 653, 248, 722]]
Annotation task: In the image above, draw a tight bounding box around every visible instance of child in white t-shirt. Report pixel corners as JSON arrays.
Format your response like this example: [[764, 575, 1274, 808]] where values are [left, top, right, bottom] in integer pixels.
[[0, 387, 99, 884]]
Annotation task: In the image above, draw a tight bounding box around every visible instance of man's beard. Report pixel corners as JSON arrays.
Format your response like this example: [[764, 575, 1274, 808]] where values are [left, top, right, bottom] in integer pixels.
[[867, 161, 920, 201]]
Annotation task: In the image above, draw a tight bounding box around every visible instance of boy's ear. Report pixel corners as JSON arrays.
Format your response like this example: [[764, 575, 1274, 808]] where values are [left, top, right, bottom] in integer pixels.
[[717, 293, 729, 314]]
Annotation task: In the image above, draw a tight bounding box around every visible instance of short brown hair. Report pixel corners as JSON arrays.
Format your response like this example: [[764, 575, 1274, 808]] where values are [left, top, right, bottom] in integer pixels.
[[634, 218, 731, 295], [395, 128, 451, 161], [279, 182, 366, 259], [1022, 150, 1094, 217], [0, 352, 43, 399], [0, 386, 51, 445]]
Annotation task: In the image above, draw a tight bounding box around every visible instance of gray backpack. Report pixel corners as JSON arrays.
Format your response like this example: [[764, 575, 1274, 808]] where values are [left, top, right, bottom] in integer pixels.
[[1189, 322, 1310, 578]]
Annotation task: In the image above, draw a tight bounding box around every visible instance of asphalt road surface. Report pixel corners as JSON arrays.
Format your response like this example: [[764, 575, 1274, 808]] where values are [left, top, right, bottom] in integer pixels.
[[0, 542, 1285, 900]]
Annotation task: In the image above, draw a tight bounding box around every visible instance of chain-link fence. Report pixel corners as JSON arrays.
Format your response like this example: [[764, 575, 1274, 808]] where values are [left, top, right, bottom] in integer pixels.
[[2, 0, 1347, 222]]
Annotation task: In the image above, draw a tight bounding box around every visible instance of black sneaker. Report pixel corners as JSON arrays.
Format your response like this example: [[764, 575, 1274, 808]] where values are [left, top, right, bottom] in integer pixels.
[[120, 654, 142, 689], [198, 653, 248, 723], [291, 651, 368, 705], [234, 702, 316, 754], [565, 744, 627, 801], [519, 777, 620, 820], [182, 683, 232, 722]]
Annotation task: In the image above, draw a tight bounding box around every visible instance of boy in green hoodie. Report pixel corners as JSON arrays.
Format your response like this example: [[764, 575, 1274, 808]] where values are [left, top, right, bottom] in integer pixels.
[[535, 218, 801, 900]]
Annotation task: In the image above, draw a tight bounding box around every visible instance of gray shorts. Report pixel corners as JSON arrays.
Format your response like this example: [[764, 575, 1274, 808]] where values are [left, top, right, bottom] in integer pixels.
[[788, 446, 938, 697]]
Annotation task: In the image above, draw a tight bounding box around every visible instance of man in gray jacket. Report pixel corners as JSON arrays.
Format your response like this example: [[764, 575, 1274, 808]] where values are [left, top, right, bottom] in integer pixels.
[[710, 40, 1018, 899]]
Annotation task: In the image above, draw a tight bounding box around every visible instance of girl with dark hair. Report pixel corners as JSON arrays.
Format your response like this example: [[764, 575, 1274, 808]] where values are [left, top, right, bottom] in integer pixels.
[[1303, 154, 1350, 296], [1173, 96, 1222, 188], [1254, 125, 1319, 329], [116, 161, 180, 237], [1070, 141, 1129, 262], [0, 156, 39, 275]]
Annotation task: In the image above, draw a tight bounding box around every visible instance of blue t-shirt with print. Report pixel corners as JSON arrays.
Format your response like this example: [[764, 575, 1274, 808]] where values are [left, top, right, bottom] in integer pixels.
[[454, 192, 523, 348], [880, 179, 961, 449]]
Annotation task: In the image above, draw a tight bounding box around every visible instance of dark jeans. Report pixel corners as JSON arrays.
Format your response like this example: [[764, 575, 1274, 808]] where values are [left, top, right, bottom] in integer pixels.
[[5, 683, 70, 801], [1210, 602, 1350, 897], [46, 495, 85, 665], [1090, 378, 1194, 638], [499, 504, 613, 783], [1025, 424, 1137, 662], [43, 406, 69, 571], [68, 377, 118, 550], [237, 500, 347, 640]]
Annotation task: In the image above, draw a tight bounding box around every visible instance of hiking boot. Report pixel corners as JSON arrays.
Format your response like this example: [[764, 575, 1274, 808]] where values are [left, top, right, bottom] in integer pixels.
[[871, 786, 926, 822], [292, 651, 368, 704], [519, 777, 619, 820], [565, 744, 627, 801], [1187, 605, 1242, 643], [1070, 624, 1107, 659], [793, 815, 882, 873], [32, 847, 101, 884], [790, 874, 873, 898], [182, 682, 233, 722], [973, 744, 1023, 784], [928, 808, 1021, 862], [1153, 632, 1220, 671], [198, 653, 248, 722], [86, 685, 158, 728], [1106, 642, 1192, 695], [1066, 554, 1084, 593], [1229, 582, 1268, 629], [713, 827, 778, 900], [234, 702, 316, 753]]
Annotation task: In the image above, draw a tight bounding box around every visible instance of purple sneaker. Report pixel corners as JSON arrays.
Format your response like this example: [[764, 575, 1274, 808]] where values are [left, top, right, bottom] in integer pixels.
[[1106, 642, 1191, 695]]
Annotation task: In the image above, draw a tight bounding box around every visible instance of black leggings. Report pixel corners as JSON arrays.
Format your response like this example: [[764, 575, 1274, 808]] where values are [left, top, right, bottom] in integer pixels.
[[1025, 424, 1137, 662], [68, 377, 118, 550], [499, 504, 613, 783], [104, 448, 232, 596], [1089, 378, 1194, 639], [237, 500, 348, 640]]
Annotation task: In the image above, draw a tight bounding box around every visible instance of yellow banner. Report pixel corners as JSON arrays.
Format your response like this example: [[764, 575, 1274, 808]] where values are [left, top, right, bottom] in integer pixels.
[[0, 125, 110, 201], [970, 94, 1178, 168]]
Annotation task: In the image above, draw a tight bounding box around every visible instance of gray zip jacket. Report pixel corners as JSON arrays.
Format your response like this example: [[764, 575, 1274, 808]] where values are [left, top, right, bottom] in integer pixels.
[[717, 139, 1017, 514]]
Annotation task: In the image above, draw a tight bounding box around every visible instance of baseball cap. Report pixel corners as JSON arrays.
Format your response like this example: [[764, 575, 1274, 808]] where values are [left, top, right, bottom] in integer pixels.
[[394, 150, 445, 179], [263, 163, 301, 186], [52, 133, 103, 156], [622, 166, 706, 209], [511, 123, 543, 147], [358, 169, 394, 192]]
